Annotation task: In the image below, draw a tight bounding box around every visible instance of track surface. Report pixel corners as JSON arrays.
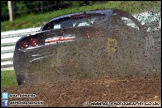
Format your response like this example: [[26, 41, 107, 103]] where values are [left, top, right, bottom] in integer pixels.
[[1, 75, 161, 107]]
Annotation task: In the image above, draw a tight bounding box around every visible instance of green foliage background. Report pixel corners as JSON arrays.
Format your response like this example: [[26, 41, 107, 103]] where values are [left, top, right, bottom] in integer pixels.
[[1, 1, 97, 21]]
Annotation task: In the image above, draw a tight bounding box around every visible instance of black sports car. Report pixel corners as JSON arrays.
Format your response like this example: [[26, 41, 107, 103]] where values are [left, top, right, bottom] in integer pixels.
[[13, 9, 161, 85]]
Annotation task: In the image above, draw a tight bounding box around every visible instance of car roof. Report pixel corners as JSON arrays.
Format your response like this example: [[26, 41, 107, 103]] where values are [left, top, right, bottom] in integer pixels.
[[39, 9, 115, 31]]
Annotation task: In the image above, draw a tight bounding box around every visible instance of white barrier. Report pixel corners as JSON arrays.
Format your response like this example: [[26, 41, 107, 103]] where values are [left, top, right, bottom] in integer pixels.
[[1, 27, 41, 39]]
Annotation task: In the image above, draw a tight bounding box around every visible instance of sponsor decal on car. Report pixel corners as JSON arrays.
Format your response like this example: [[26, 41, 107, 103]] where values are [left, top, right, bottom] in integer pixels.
[[45, 34, 75, 45]]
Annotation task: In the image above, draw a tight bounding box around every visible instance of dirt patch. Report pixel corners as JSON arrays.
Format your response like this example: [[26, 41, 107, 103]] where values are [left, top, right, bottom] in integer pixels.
[[1, 75, 161, 107]]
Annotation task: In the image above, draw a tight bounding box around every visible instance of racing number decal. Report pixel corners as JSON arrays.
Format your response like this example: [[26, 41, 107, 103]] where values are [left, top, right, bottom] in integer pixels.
[[107, 38, 118, 52]]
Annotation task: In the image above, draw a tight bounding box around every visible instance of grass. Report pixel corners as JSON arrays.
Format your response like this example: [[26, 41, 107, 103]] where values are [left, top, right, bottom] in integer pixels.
[[1, 70, 18, 87], [1, 1, 161, 31]]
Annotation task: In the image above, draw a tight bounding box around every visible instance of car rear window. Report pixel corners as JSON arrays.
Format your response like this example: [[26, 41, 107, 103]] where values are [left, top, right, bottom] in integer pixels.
[[42, 14, 106, 31], [54, 14, 106, 29]]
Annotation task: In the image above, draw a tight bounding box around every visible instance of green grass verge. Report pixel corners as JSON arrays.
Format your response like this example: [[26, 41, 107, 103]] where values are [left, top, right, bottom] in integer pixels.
[[1, 70, 18, 87], [1, 1, 161, 31]]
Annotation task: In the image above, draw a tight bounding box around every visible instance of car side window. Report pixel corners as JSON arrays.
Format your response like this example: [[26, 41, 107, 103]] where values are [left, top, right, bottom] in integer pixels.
[[112, 9, 142, 29], [121, 17, 139, 29], [52, 18, 75, 30]]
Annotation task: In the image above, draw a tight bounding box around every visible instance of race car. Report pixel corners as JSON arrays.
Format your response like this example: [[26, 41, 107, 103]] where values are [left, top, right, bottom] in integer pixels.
[[13, 9, 161, 85]]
